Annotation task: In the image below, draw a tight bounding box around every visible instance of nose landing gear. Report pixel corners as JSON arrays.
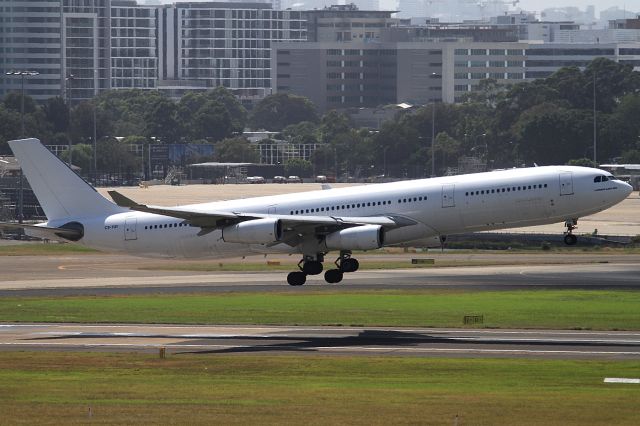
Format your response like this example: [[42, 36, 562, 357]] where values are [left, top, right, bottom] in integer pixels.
[[563, 219, 578, 246]]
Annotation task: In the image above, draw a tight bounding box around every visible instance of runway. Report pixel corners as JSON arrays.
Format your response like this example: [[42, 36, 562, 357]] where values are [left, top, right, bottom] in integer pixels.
[[1, 323, 639, 360], [0, 254, 639, 296]]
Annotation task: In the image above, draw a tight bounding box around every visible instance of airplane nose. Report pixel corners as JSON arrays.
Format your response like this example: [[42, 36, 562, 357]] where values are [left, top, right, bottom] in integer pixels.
[[620, 181, 633, 197]]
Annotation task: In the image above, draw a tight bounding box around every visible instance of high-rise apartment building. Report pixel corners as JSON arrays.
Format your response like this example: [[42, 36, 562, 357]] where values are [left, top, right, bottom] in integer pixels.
[[1, 0, 305, 102], [0, 0, 64, 100], [110, 0, 158, 89], [61, 0, 111, 102], [157, 2, 306, 100]]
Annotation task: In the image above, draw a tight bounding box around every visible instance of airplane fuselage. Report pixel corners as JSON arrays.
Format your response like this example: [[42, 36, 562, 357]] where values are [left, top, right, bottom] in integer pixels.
[[46, 165, 630, 259]]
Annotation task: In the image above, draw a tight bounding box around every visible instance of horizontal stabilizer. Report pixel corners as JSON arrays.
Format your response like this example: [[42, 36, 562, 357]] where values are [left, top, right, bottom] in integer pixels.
[[0, 222, 83, 241]]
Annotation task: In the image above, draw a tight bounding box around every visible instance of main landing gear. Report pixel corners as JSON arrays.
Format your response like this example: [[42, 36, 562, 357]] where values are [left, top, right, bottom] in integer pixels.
[[287, 251, 359, 286], [563, 219, 578, 246]]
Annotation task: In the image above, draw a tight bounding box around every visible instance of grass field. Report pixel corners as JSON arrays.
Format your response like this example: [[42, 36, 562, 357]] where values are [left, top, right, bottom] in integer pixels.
[[0, 243, 97, 256], [2, 290, 639, 330], [0, 352, 638, 425]]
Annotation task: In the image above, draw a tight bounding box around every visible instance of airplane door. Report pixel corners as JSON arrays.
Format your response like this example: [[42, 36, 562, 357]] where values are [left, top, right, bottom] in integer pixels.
[[442, 184, 455, 208], [124, 217, 137, 241], [559, 172, 574, 196], [268, 206, 277, 215]]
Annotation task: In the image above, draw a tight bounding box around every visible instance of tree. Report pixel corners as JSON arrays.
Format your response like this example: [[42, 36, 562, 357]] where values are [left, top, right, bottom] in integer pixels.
[[214, 137, 259, 163], [250, 94, 318, 131], [143, 97, 181, 143], [513, 103, 592, 165], [206, 87, 247, 133], [567, 158, 597, 168], [0, 105, 21, 154], [284, 158, 313, 178], [3, 92, 37, 115], [178, 88, 247, 139], [319, 110, 352, 144], [282, 121, 319, 144], [192, 100, 233, 141], [69, 101, 112, 143], [96, 137, 141, 172], [310, 145, 335, 175], [42, 97, 69, 134], [59, 144, 93, 172]]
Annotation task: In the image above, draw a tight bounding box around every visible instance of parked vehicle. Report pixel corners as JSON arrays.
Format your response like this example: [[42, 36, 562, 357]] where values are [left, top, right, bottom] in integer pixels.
[[287, 175, 303, 183], [246, 176, 265, 184], [272, 175, 286, 183]]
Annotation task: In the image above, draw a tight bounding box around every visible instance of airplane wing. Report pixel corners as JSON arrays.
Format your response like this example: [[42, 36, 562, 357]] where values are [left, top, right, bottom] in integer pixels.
[[0, 222, 83, 241], [108, 190, 411, 238]]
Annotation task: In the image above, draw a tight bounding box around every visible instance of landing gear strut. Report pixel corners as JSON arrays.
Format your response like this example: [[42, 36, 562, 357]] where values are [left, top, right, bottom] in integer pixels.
[[323, 251, 359, 284], [288, 254, 325, 286], [287, 252, 360, 286], [563, 219, 578, 246]]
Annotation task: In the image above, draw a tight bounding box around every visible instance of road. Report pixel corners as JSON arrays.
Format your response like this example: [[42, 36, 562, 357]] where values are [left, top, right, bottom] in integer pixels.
[[1, 324, 639, 360]]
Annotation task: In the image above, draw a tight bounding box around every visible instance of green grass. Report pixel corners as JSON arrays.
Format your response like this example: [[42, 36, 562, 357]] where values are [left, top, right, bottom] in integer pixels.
[[0, 352, 638, 425], [0, 243, 97, 256], [2, 290, 640, 330]]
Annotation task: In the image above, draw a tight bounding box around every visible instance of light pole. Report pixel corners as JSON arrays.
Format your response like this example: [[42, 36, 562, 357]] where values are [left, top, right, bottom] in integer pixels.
[[429, 72, 440, 177], [65, 74, 75, 167], [5, 71, 39, 137], [5, 70, 39, 224], [592, 71, 597, 164]]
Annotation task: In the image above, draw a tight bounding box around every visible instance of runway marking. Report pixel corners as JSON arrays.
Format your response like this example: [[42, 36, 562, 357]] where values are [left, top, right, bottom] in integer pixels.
[[57, 265, 66, 270], [1, 342, 639, 357], [604, 378, 640, 384]]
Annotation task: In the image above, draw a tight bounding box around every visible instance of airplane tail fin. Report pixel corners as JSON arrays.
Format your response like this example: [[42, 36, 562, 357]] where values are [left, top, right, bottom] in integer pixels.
[[8, 138, 124, 221]]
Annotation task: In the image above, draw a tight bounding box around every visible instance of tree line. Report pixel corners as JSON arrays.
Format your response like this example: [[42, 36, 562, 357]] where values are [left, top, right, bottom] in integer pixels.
[[1, 58, 639, 178]]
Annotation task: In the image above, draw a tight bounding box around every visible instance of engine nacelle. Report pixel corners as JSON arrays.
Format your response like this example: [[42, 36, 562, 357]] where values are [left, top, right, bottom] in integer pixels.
[[325, 225, 385, 251], [222, 218, 283, 244]]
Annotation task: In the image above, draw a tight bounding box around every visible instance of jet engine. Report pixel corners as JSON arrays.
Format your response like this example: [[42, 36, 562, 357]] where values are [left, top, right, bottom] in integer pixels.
[[325, 225, 384, 251], [222, 218, 283, 244]]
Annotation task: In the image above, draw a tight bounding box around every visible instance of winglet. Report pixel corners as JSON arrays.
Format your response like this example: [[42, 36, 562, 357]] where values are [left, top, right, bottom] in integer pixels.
[[108, 191, 140, 208]]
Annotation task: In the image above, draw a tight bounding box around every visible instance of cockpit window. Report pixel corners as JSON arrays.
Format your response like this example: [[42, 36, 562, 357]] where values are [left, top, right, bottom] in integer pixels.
[[601, 176, 608, 182], [594, 176, 601, 182]]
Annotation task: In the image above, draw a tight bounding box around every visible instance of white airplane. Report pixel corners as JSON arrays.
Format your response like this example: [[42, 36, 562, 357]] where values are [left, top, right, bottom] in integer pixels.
[[1, 138, 633, 286]]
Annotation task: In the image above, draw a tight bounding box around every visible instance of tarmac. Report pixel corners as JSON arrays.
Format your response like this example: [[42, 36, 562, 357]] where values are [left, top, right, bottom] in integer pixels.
[[0, 253, 639, 296]]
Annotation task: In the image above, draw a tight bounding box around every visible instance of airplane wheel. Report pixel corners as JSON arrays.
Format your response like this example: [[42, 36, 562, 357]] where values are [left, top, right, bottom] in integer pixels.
[[302, 260, 323, 275], [324, 269, 343, 284], [564, 234, 577, 246], [341, 258, 359, 273], [287, 271, 307, 286]]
